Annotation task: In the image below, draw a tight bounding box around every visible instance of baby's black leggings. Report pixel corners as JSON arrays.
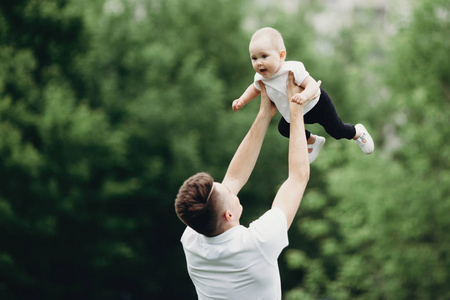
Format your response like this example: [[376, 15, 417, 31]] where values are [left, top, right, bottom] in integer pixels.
[[278, 88, 356, 140]]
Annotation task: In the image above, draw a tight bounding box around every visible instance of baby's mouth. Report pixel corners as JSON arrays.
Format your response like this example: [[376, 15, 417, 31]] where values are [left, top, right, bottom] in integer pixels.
[[259, 68, 267, 73]]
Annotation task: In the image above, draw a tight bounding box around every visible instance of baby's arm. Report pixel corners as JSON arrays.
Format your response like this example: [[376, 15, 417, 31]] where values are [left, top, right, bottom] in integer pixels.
[[232, 84, 261, 111], [291, 75, 321, 105]]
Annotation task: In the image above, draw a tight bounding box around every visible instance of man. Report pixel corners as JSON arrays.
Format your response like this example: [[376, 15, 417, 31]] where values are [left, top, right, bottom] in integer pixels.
[[175, 72, 313, 299]]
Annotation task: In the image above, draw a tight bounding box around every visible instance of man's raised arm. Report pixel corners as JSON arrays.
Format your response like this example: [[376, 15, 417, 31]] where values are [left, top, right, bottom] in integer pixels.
[[272, 72, 310, 229], [222, 83, 276, 195]]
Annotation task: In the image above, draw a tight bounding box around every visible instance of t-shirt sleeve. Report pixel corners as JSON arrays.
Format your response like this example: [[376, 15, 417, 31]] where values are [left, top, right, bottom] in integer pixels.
[[248, 207, 289, 263], [253, 72, 264, 91], [180, 226, 194, 246]]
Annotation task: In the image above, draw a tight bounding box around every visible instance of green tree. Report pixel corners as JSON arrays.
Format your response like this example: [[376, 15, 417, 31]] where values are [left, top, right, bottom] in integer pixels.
[[0, 0, 258, 299], [285, 0, 450, 299], [0, 0, 148, 298]]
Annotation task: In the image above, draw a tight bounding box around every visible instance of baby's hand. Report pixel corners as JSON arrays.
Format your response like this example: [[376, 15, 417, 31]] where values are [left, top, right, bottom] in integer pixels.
[[291, 92, 309, 105], [232, 99, 244, 111]]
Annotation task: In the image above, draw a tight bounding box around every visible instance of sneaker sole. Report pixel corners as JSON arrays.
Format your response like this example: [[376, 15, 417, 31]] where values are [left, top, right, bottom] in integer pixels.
[[308, 136, 326, 164], [355, 124, 374, 154]]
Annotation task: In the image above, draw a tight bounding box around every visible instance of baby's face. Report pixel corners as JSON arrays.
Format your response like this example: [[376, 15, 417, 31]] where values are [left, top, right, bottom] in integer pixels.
[[249, 37, 284, 79]]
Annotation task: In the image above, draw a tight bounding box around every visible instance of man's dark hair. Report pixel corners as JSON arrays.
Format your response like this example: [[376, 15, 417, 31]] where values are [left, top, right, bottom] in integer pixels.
[[175, 172, 222, 236]]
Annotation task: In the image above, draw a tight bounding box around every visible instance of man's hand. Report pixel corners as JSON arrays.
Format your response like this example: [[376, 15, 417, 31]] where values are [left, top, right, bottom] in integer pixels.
[[289, 79, 322, 105], [287, 72, 305, 104], [259, 81, 277, 119]]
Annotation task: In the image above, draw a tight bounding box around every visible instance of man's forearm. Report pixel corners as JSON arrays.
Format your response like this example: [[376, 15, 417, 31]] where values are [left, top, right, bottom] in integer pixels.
[[222, 111, 271, 195], [271, 72, 310, 228], [288, 101, 310, 180]]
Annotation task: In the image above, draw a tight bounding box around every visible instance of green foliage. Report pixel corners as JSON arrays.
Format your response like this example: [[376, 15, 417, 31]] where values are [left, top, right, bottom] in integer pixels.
[[0, 0, 250, 299], [284, 0, 450, 299], [1, 0, 449, 299]]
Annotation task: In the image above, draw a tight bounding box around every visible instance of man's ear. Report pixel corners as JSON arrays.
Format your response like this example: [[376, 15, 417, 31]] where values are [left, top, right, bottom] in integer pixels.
[[224, 210, 233, 221], [280, 50, 286, 60]]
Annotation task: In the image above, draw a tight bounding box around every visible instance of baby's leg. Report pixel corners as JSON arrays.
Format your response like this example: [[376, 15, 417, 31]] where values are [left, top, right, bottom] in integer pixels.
[[279, 116, 323, 160], [278, 116, 311, 140], [304, 88, 356, 140]]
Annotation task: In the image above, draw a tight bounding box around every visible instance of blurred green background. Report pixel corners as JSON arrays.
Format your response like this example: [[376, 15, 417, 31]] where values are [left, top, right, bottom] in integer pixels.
[[0, 0, 449, 299]]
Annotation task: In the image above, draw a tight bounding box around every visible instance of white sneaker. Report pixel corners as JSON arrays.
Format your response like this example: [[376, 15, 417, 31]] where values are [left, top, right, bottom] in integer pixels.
[[355, 124, 374, 154], [308, 135, 326, 164]]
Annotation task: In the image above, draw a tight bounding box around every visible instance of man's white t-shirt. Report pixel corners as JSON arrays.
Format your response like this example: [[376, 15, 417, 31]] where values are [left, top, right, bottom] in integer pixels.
[[180, 207, 289, 300], [254, 60, 320, 123]]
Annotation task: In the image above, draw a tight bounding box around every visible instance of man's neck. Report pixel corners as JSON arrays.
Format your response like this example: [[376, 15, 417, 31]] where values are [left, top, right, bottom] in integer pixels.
[[212, 221, 239, 236]]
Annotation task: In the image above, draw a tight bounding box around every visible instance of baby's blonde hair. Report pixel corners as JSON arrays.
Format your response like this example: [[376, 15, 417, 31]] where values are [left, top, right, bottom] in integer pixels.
[[250, 27, 286, 52]]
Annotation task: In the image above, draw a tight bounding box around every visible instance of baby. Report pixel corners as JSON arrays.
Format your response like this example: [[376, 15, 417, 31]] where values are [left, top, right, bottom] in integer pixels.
[[232, 27, 374, 163]]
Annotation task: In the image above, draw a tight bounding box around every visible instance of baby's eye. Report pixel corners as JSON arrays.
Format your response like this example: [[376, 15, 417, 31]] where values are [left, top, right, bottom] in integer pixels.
[[262, 55, 268, 59], [251, 57, 257, 60]]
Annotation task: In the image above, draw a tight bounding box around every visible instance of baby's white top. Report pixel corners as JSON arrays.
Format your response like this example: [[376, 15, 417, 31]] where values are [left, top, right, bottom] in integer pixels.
[[254, 61, 320, 122]]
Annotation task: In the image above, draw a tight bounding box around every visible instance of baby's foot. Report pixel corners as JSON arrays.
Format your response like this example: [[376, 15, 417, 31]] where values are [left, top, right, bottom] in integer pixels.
[[308, 135, 326, 164], [354, 124, 374, 154]]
